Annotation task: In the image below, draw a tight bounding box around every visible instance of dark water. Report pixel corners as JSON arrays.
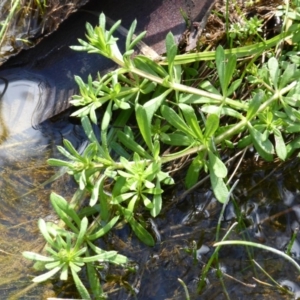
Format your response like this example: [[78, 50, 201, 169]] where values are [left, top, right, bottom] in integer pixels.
[[97, 158, 300, 300]]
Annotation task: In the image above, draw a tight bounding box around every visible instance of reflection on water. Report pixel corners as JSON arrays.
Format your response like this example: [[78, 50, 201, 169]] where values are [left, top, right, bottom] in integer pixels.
[[0, 72, 86, 298], [0, 74, 46, 144]]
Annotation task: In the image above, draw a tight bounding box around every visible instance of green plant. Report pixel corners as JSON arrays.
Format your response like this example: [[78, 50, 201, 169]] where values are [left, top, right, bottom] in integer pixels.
[[22, 3, 300, 298], [43, 12, 300, 245], [23, 192, 127, 299], [228, 16, 264, 44]]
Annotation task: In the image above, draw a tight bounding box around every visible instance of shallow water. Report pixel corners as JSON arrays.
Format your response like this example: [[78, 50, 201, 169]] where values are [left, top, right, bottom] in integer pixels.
[[98, 158, 300, 300], [0, 72, 87, 299]]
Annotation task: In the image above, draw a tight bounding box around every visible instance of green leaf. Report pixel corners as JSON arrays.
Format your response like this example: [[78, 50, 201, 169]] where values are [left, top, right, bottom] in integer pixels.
[[46, 260, 64, 270], [32, 266, 62, 283], [129, 217, 155, 246], [56, 145, 77, 162], [274, 130, 287, 160], [227, 78, 242, 96], [113, 192, 136, 204], [208, 151, 227, 178], [136, 104, 153, 151], [86, 262, 104, 298], [247, 92, 263, 120], [185, 156, 203, 188], [38, 219, 57, 248], [165, 32, 178, 81], [279, 63, 296, 89], [100, 102, 113, 159], [237, 135, 252, 148], [126, 19, 137, 51], [283, 104, 298, 122], [150, 179, 162, 217], [152, 139, 160, 159], [201, 105, 242, 119], [143, 196, 154, 209], [174, 64, 182, 84], [225, 55, 237, 94], [216, 45, 226, 95], [117, 131, 152, 159], [129, 31, 147, 50], [47, 159, 73, 168], [70, 261, 83, 273], [81, 251, 119, 263], [71, 267, 91, 300], [268, 57, 280, 89], [51, 193, 81, 227], [248, 125, 274, 161], [99, 13, 106, 34], [199, 80, 221, 95], [23, 252, 55, 262], [108, 253, 128, 264], [108, 19, 122, 40], [161, 105, 195, 137], [82, 142, 97, 160], [286, 136, 300, 158], [134, 55, 168, 78], [216, 45, 236, 96], [50, 193, 80, 233], [63, 139, 82, 160], [161, 133, 194, 146], [90, 176, 101, 207], [140, 80, 156, 94], [88, 216, 120, 240], [178, 103, 204, 140], [81, 115, 105, 157], [144, 89, 171, 121], [204, 114, 219, 138], [209, 170, 229, 204], [286, 125, 300, 133], [74, 217, 88, 251]]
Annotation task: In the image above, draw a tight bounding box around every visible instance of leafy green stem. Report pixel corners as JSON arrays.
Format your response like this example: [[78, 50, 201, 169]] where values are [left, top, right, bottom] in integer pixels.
[[162, 80, 297, 163], [166, 24, 300, 65], [127, 65, 248, 110]]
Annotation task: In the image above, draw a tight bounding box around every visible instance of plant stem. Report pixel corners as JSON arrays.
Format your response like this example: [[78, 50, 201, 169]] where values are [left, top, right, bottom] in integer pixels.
[[214, 240, 300, 273], [198, 222, 238, 292], [161, 80, 297, 163], [164, 24, 300, 65]]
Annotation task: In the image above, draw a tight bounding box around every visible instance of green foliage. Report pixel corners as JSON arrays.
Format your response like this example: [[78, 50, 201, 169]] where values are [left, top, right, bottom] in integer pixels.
[[23, 193, 127, 299], [228, 15, 263, 44], [50, 11, 300, 236], [23, 5, 300, 298]]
